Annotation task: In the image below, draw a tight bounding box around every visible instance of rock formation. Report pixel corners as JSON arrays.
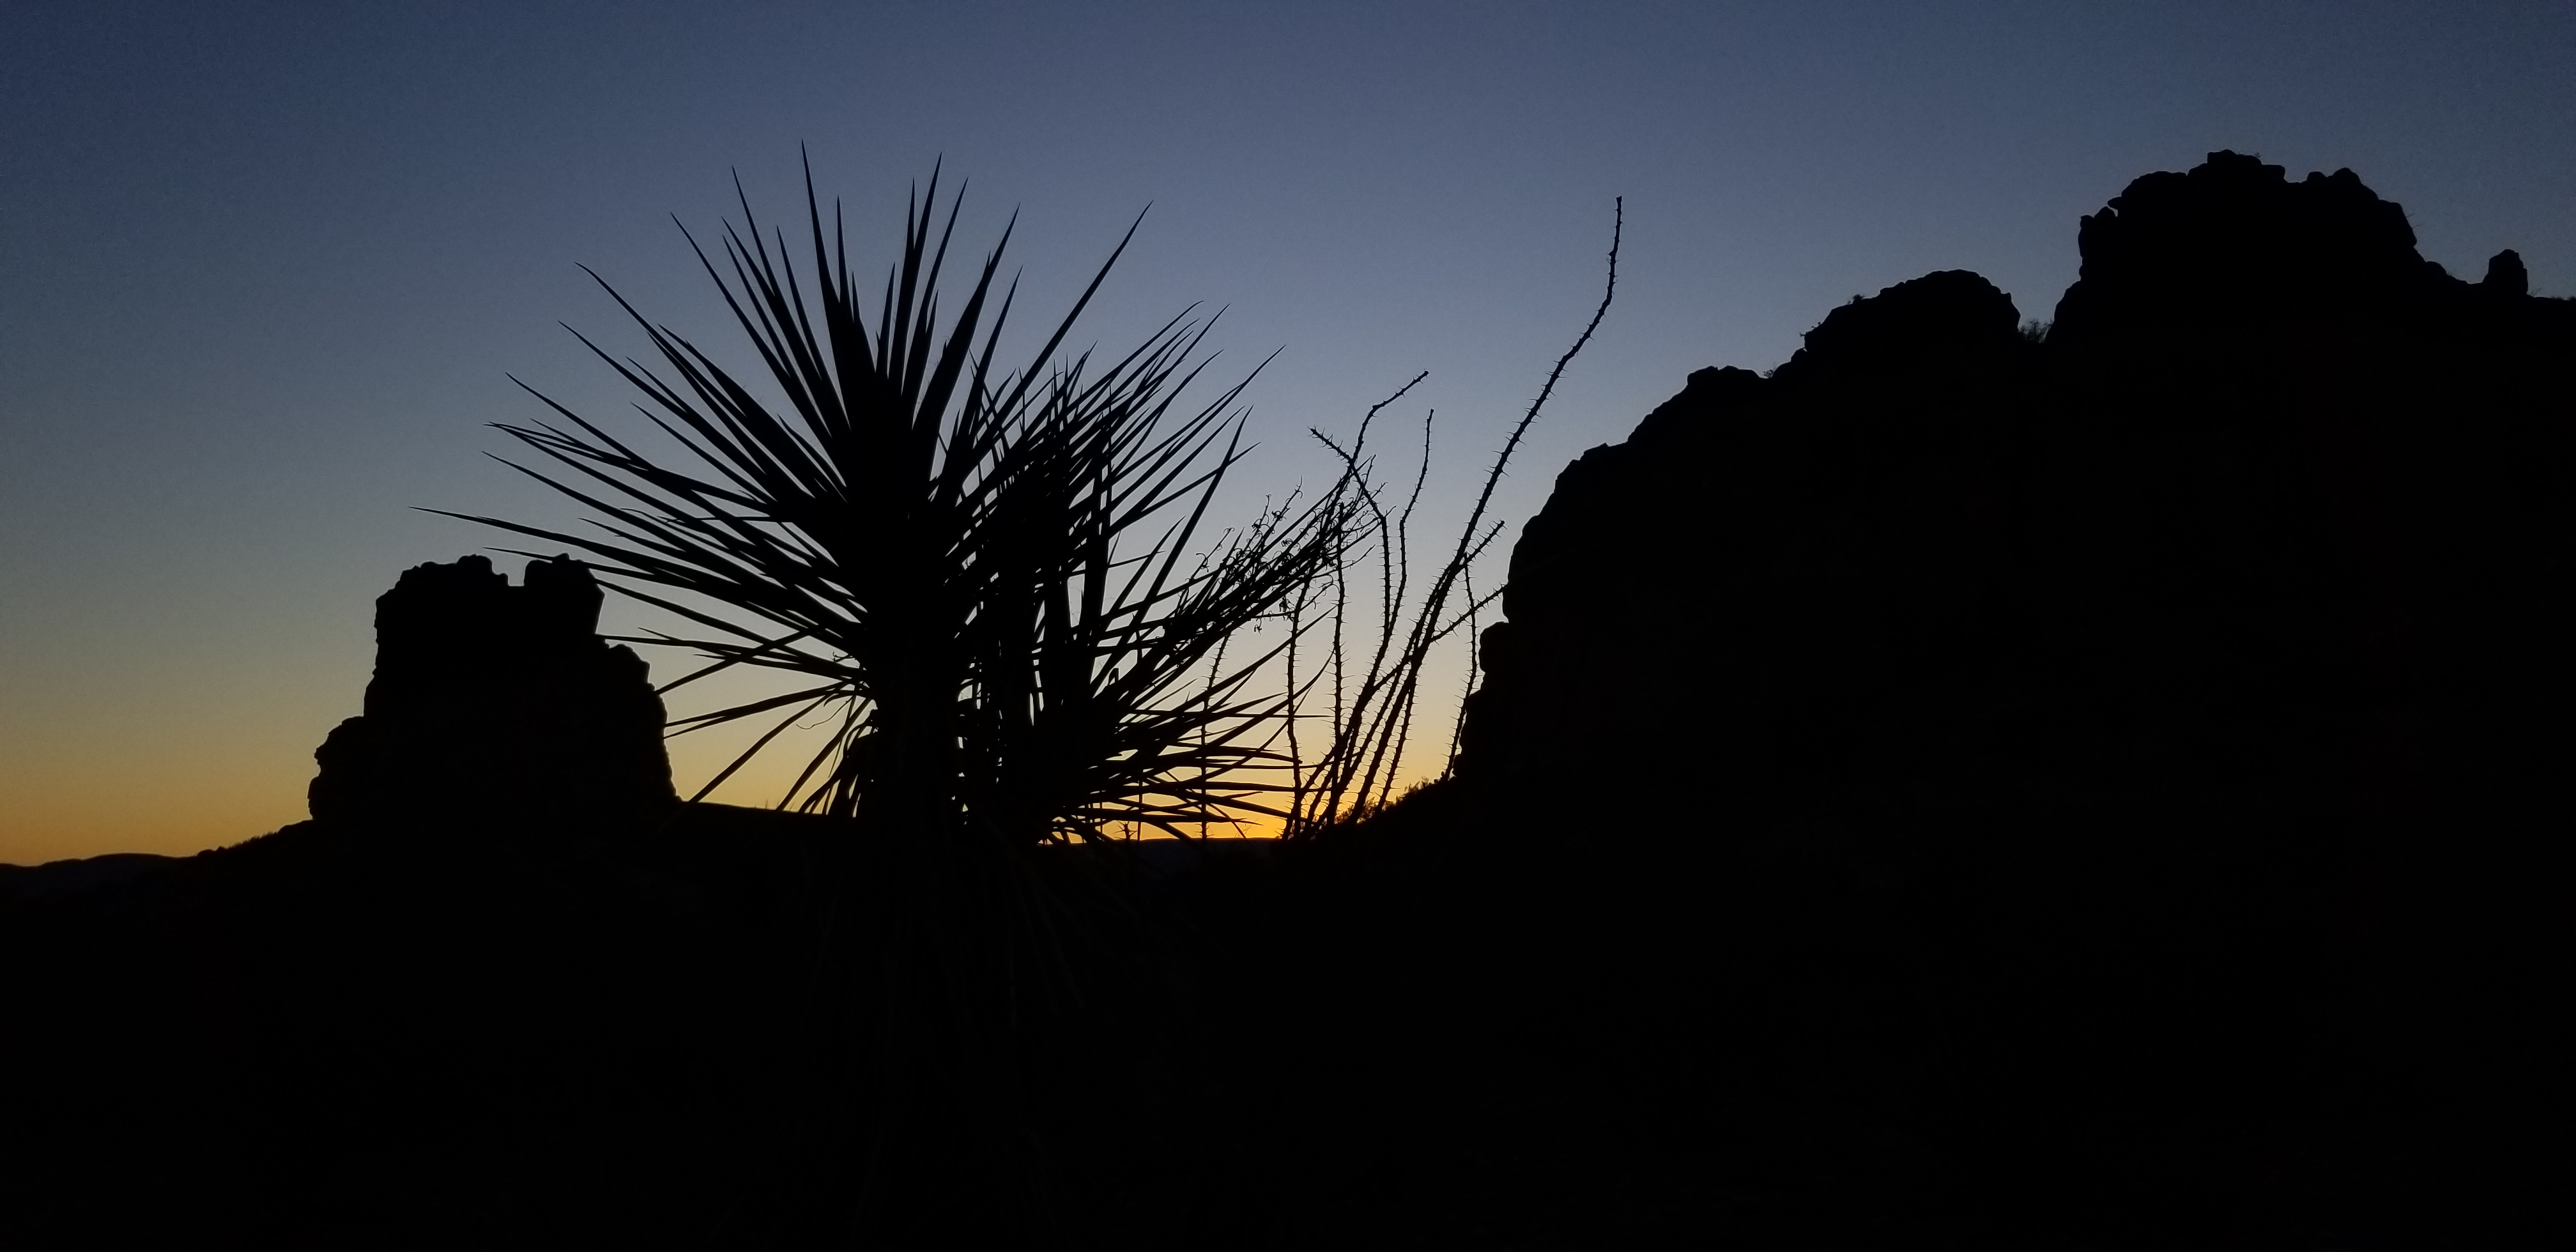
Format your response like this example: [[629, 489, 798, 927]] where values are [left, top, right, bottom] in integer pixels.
[[1443, 155, 2575, 1233], [1459, 151, 2573, 876], [308, 554, 676, 829], [1459, 268, 2032, 837]]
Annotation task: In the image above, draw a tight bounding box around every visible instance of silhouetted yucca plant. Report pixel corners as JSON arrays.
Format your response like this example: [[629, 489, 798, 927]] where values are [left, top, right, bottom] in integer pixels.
[[454, 164, 1358, 846]]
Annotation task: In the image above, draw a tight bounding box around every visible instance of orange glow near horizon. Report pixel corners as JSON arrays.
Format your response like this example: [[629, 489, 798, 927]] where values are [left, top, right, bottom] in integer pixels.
[[0, 659, 1428, 864]]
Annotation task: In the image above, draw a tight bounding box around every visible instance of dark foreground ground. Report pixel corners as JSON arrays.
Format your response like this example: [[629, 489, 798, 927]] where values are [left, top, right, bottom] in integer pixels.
[[4, 788, 2568, 1250]]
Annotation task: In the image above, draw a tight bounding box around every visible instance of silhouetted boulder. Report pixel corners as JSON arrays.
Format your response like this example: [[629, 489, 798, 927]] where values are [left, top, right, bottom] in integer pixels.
[[2485, 247, 2529, 296], [1458, 268, 2033, 833], [2049, 151, 2437, 351], [308, 554, 675, 830]]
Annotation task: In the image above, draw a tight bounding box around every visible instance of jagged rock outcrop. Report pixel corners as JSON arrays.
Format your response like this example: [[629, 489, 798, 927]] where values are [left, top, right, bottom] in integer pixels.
[[1448, 155, 2575, 1218], [1459, 269, 2032, 837], [308, 554, 675, 829], [1460, 152, 2573, 870]]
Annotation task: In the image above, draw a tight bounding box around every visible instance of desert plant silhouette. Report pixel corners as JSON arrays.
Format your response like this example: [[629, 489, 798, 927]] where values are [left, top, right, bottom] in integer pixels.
[[432, 160, 1399, 1243], [1280, 197, 1618, 832], [452, 159, 1358, 846]]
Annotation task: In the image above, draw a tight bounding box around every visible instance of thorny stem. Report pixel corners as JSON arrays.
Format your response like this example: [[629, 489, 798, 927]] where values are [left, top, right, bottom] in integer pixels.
[[1283, 199, 1620, 833]]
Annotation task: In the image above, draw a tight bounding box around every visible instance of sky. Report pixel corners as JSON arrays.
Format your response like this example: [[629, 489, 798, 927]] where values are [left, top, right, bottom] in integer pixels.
[[3, 1, 2569, 864]]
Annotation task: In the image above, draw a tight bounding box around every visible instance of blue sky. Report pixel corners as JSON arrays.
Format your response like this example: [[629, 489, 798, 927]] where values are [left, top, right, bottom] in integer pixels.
[[4, 1, 2569, 860]]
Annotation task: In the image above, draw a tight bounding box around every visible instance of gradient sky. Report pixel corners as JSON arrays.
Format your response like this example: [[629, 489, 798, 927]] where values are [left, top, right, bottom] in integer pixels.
[[4, 1, 2569, 864]]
